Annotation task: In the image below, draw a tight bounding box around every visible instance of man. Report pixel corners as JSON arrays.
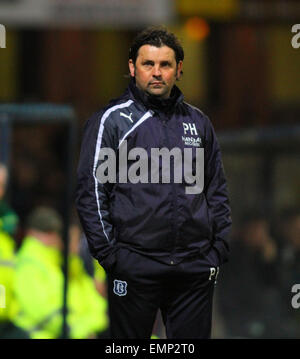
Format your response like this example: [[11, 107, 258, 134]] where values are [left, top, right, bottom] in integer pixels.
[[76, 26, 232, 339], [0, 163, 19, 237], [0, 163, 27, 338], [13, 207, 108, 339]]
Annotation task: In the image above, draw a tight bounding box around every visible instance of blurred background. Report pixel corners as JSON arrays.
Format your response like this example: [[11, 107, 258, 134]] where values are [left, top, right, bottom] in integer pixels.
[[0, 0, 299, 339]]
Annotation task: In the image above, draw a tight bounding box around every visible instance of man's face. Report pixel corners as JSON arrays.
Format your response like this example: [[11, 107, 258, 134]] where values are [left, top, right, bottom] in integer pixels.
[[129, 45, 183, 99]]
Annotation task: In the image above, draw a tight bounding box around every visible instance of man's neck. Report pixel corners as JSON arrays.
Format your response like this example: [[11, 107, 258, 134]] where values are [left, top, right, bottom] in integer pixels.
[[129, 78, 182, 113]]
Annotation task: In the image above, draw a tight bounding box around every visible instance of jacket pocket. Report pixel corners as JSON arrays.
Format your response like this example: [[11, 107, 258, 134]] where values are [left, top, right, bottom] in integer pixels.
[[205, 246, 220, 267]]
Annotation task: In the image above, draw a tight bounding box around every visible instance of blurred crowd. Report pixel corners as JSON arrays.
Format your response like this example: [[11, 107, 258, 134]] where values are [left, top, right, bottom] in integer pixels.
[[0, 160, 164, 339], [0, 156, 300, 338], [215, 207, 300, 338], [0, 162, 110, 339]]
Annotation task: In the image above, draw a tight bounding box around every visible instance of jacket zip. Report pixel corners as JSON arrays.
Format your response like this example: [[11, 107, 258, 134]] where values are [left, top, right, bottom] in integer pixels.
[[160, 113, 179, 261]]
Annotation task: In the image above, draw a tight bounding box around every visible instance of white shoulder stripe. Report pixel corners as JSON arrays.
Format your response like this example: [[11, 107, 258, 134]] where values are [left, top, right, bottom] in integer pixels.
[[93, 99, 133, 243], [118, 111, 152, 149]]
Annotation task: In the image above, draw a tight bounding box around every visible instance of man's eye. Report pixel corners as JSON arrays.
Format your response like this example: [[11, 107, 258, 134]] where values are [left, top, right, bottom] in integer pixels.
[[161, 62, 170, 67]]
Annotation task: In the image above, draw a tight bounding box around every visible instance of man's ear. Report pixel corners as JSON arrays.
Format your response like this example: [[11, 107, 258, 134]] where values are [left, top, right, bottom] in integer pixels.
[[128, 59, 135, 77], [176, 60, 183, 80]]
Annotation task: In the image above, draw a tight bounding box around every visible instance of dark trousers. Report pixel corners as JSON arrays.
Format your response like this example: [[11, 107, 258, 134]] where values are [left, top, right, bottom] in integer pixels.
[[107, 247, 218, 339]]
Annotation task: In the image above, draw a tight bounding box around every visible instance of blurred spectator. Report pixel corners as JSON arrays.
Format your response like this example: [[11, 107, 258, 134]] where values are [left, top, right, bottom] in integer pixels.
[[277, 208, 300, 282], [93, 251, 107, 300], [13, 207, 108, 339], [0, 163, 28, 338], [79, 232, 110, 336], [274, 207, 300, 338], [79, 233, 107, 298], [0, 163, 19, 237], [217, 210, 284, 338], [68, 219, 110, 338], [0, 230, 29, 338]]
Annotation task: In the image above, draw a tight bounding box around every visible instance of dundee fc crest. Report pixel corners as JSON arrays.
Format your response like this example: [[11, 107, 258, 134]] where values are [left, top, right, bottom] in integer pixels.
[[113, 279, 127, 296]]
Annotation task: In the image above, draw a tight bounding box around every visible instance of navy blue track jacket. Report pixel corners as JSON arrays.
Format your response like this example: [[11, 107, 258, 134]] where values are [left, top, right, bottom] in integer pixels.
[[76, 80, 232, 271]]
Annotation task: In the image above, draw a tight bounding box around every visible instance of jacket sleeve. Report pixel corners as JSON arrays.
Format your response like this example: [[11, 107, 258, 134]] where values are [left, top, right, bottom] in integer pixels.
[[204, 116, 232, 265], [76, 111, 118, 271]]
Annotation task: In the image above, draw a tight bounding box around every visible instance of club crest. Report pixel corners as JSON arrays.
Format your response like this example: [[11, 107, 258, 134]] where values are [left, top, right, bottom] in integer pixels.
[[113, 279, 127, 296]]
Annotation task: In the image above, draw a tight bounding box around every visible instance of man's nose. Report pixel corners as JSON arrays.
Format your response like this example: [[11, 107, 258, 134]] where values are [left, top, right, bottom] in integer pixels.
[[152, 65, 162, 77]]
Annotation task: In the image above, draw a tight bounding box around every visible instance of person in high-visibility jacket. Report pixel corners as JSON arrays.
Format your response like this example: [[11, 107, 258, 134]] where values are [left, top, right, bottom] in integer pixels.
[[0, 163, 18, 327], [0, 163, 28, 338], [0, 163, 19, 237], [0, 230, 29, 339], [13, 207, 109, 339], [0, 231, 18, 324]]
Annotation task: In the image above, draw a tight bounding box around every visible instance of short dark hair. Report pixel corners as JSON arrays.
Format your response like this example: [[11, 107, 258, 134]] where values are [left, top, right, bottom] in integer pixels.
[[129, 26, 184, 65], [26, 206, 63, 235]]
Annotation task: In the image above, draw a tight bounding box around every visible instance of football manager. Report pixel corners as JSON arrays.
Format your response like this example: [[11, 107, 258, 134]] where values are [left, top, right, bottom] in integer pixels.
[[76, 26, 232, 339]]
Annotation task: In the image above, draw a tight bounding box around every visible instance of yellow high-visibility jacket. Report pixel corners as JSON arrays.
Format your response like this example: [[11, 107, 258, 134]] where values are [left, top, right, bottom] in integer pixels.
[[13, 236, 108, 339], [0, 231, 18, 323]]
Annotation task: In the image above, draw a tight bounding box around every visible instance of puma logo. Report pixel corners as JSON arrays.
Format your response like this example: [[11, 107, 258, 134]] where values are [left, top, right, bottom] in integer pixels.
[[120, 112, 133, 123]]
